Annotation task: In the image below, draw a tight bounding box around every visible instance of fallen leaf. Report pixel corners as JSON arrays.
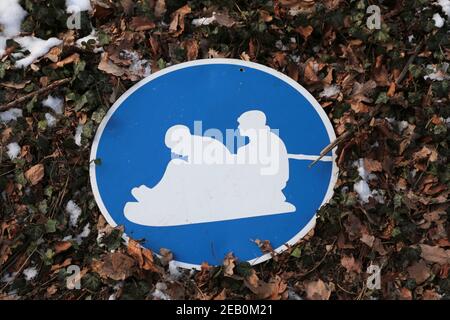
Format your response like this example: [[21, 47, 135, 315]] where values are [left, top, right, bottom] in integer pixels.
[[154, 0, 166, 18], [169, 5, 191, 37], [399, 287, 412, 300], [183, 39, 199, 61], [120, 0, 134, 15], [387, 82, 396, 97], [54, 241, 72, 254], [244, 271, 287, 299], [0, 80, 30, 89], [159, 248, 173, 266], [305, 279, 331, 300], [364, 158, 382, 172], [98, 53, 125, 77], [422, 289, 441, 300], [223, 252, 235, 276], [296, 25, 313, 41], [350, 80, 377, 103], [51, 53, 80, 69], [127, 239, 160, 273], [214, 12, 236, 27], [25, 164, 44, 186], [340, 255, 362, 273], [407, 260, 430, 284], [419, 244, 450, 265], [129, 16, 155, 31], [92, 252, 136, 280], [304, 58, 322, 84]]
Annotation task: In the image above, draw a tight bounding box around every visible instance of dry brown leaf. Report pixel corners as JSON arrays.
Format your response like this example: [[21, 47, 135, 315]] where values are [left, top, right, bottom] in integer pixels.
[[413, 146, 438, 163], [350, 101, 369, 113], [50, 258, 72, 272], [159, 248, 173, 266], [154, 0, 166, 18], [214, 12, 236, 28], [129, 16, 156, 31], [304, 58, 322, 84], [399, 287, 413, 300], [305, 279, 331, 300], [45, 47, 62, 63], [0, 80, 30, 89], [25, 164, 44, 186], [51, 53, 80, 69], [373, 55, 390, 86], [223, 252, 235, 276], [340, 255, 362, 273], [422, 289, 442, 300], [387, 82, 396, 97], [183, 39, 199, 61], [92, 252, 136, 280], [127, 239, 160, 273], [169, 5, 191, 37], [54, 241, 72, 254], [120, 0, 135, 16], [244, 271, 287, 300], [360, 233, 375, 247], [364, 158, 382, 173], [407, 260, 430, 284], [296, 25, 313, 41], [419, 244, 450, 265], [98, 53, 125, 77], [351, 80, 377, 103]]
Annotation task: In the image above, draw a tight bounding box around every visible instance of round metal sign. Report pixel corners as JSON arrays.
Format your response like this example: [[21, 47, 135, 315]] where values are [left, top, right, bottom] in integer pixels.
[[90, 59, 338, 269]]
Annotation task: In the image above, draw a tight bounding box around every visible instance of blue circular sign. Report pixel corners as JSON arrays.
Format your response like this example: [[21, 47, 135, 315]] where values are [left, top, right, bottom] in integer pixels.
[[90, 59, 337, 269]]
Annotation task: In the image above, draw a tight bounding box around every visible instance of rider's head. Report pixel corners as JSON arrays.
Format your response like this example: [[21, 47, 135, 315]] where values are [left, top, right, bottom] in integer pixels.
[[238, 110, 267, 136], [165, 125, 191, 155]]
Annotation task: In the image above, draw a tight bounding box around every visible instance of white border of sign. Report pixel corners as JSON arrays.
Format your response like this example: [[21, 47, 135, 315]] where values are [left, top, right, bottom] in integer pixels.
[[90, 58, 338, 270]]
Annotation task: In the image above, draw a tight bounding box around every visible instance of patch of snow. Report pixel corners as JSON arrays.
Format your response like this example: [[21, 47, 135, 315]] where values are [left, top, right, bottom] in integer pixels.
[[42, 95, 64, 114], [386, 117, 410, 133], [45, 113, 57, 127], [0, 0, 27, 56], [152, 282, 171, 300], [288, 288, 302, 300], [438, 0, 450, 18], [168, 261, 182, 280], [424, 63, 450, 81], [6, 142, 20, 160], [75, 223, 90, 244], [353, 159, 382, 204], [354, 179, 372, 203], [433, 13, 445, 27], [0, 108, 22, 123], [23, 267, 38, 281], [108, 282, 123, 300], [275, 40, 288, 51], [76, 30, 103, 53], [290, 54, 300, 63], [66, 0, 92, 14], [66, 200, 82, 227], [319, 85, 341, 98], [14, 36, 63, 68], [192, 14, 216, 26], [1, 272, 17, 283], [122, 50, 151, 78], [75, 124, 83, 146]]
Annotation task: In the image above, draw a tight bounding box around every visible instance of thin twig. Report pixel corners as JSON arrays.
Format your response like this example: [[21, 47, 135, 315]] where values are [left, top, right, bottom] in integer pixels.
[[395, 40, 424, 86], [0, 78, 70, 111], [308, 130, 352, 168]]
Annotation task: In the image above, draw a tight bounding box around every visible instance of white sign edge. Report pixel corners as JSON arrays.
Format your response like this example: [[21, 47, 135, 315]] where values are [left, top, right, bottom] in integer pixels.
[[89, 58, 339, 270]]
